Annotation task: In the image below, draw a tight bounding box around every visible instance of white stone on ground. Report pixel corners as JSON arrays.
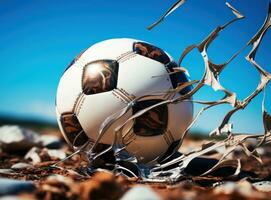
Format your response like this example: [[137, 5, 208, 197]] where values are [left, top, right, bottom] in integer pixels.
[[0, 125, 41, 152], [11, 163, 33, 170], [120, 185, 161, 200]]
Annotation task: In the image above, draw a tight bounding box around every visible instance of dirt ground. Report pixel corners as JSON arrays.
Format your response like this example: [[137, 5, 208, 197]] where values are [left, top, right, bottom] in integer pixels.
[[0, 128, 271, 200]]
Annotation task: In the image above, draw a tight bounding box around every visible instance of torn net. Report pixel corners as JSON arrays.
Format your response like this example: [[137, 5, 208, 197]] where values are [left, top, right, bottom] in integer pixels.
[[56, 1, 271, 182]]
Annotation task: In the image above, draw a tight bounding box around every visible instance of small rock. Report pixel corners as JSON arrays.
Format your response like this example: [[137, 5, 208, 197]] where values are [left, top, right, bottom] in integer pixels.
[[79, 172, 124, 200], [0, 196, 20, 200], [253, 181, 271, 192], [24, 147, 66, 165], [214, 182, 236, 194], [24, 147, 41, 165], [0, 178, 35, 195], [120, 185, 161, 200], [39, 135, 62, 149], [0, 125, 40, 152], [37, 175, 76, 199], [11, 162, 33, 170], [46, 174, 74, 185], [214, 180, 265, 198], [0, 194, 35, 200], [0, 169, 16, 175], [47, 149, 66, 160]]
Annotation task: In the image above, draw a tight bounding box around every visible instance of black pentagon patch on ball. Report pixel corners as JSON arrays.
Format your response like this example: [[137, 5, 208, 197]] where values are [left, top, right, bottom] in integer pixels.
[[157, 140, 180, 163], [82, 60, 119, 95], [133, 42, 170, 64], [132, 99, 168, 136], [166, 62, 192, 95], [60, 113, 88, 147]]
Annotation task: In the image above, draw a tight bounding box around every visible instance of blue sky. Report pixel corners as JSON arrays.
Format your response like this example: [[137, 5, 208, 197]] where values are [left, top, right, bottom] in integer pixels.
[[0, 0, 270, 134]]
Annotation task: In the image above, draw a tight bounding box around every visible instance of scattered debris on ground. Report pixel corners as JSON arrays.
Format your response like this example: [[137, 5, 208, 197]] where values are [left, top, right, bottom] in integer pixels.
[[0, 126, 271, 199]]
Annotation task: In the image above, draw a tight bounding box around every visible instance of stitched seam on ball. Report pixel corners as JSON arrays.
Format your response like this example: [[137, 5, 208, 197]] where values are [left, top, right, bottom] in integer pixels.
[[116, 51, 134, 60], [72, 92, 83, 113], [112, 89, 135, 104], [123, 131, 136, 145], [163, 132, 171, 145], [161, 88, 175, 100], [74, 51, 136, 68], [117, 52, 137, 63], [112, 90, 129, 104], [74, 93, 86, 115], [166, 130, 175, 143], [118, 53, 137, 63], [116, 88, 135, 102]]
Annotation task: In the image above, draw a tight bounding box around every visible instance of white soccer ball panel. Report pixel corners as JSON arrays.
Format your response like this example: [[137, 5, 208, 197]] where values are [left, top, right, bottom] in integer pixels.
[[77, 91, 130, 144], [117, 55, 173, 98], [167, 99, 193, 141], [78, 38, 138, 65], [56, 65, 83, 113]]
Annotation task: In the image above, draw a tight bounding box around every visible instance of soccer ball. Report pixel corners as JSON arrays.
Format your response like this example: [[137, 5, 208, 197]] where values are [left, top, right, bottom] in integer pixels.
[[56, 38, 193, 164]]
